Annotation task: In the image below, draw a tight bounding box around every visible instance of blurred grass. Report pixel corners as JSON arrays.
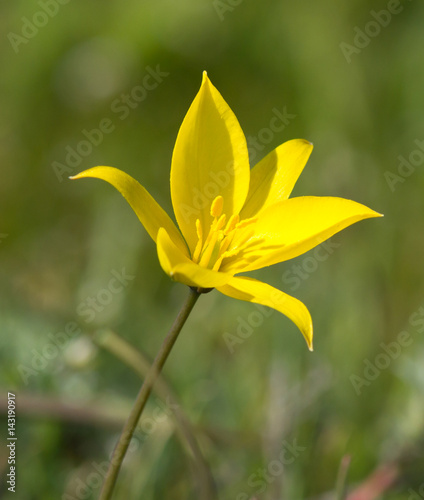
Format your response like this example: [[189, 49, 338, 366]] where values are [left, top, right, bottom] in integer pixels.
[[1, 0, 424, 498]]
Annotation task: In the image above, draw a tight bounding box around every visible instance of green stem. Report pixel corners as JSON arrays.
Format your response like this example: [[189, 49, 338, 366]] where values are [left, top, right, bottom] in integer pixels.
[[98, 287, 201, 500], [94, 327, 216, 499]]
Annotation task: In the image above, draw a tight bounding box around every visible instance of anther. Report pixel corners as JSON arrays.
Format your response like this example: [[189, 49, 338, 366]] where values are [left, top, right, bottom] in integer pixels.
[[216, 214, 226, 231], [235, 217, 257, 230], [225, 214, 240, 234], [210, 196, 224, 218]]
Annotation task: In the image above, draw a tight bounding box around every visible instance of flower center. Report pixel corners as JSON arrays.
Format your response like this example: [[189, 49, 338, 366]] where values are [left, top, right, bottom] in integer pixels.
[[192, 196, 256, 271]]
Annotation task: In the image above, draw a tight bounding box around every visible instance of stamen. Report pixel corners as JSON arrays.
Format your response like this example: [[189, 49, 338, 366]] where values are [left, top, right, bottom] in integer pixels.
[[215, 213, 226, 231], [210, 195, 224, 218], [192, 219, 203, 263], [199, 230, 220, 268], [219, 235, 232, 255], [208, 231, 225, 269], [203, 214, 226, 249], [192, 196, 256, 273], [219, 229, 255, 264], [232, 229, 255, 250], [211, 228, 236, 271], [219, 248, 240, 260], [235, 217, 257, 230], [225, 214, 240, 234], [212, 254, 225, 271]]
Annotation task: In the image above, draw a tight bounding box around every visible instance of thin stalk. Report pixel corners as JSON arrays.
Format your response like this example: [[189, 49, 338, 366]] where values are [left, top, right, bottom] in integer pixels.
[[99, 287, 200, 500], [93, 327, 216, 499]]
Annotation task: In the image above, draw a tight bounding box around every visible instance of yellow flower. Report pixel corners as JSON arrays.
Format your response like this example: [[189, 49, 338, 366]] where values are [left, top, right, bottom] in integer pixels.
[[71, 72, 382, 350]]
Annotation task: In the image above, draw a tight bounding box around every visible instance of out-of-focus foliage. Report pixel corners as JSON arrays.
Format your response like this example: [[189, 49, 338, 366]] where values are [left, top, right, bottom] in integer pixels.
[[1, 0, 424, 499]]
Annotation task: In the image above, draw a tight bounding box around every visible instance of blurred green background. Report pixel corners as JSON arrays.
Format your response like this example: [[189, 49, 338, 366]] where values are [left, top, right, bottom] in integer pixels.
[[1, 0, 424, 499]]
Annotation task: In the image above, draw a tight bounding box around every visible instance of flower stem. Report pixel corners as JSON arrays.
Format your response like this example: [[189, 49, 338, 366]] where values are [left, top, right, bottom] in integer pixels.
[[93, 327, 216, 498], [98, 287, 201, 500]]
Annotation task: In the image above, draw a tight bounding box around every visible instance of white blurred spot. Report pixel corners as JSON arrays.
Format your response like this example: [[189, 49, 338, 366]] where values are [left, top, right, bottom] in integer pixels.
[[64, 336, 97, 368]]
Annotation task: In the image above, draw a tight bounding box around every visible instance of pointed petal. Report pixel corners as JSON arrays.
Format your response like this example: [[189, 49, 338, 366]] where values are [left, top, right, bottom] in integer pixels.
[[217, 276, 313, 350], [171, 72, 250, 253], [241, 139, 313, 218], [71, 166, 188, 256], [222, 196, 383, 273], [157, 228, 233, 289]]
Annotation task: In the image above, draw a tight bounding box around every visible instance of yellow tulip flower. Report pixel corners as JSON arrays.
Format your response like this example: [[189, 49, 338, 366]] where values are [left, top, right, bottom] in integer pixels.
[[71, 72, 381, 350]]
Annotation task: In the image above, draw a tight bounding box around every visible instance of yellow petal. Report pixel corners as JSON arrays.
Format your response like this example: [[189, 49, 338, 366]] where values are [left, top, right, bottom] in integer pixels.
[[217, 276, 313, 350], [241, 139, 313, 219], [71, 166, 188, 256], [157, 228, 233, 289], [170, 72, 250, 253], [222, 196, 383, 273]]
